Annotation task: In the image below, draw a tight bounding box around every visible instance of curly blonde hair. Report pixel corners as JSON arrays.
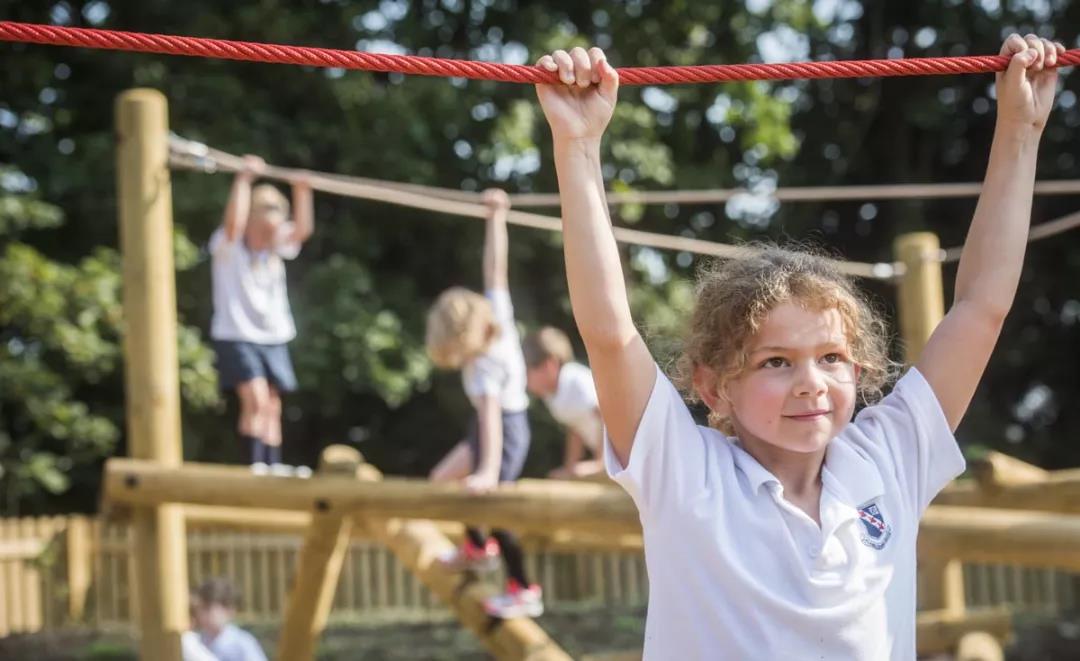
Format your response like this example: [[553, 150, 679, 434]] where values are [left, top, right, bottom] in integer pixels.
[[425, 287, 498, 370], [672, 244, 897, 433]]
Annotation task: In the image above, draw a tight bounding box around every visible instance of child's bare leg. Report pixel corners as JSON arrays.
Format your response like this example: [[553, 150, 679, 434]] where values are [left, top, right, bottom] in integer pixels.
[[264, 386, 283, 448], [264, 386, 283, 465], [236, 378, 271, 438], [429, 441, 474, 482], [236, 378, 271, 464]]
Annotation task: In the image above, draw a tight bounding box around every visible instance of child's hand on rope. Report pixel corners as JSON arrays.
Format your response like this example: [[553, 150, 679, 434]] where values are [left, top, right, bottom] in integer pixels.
[[288, 169, 314, 191], [482, 188, 510, 219], [996, 33, 1065, 133], [535, 46, 619, 144], [239, 154, 266, 178]]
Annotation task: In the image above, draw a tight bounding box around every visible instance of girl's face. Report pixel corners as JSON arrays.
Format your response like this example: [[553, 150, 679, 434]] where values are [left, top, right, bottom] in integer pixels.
[[724, 302, 859, 456]]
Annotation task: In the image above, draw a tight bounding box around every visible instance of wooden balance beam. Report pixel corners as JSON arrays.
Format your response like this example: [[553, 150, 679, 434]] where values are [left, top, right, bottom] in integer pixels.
[[106, 458, 1080, 571]]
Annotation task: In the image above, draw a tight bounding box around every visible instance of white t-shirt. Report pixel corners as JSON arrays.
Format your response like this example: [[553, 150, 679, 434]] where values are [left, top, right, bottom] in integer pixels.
[[544, 362, 602, 451], [461, 289, 529, 413], [605, 364, 965, 661], [209, 228, 300, 345]]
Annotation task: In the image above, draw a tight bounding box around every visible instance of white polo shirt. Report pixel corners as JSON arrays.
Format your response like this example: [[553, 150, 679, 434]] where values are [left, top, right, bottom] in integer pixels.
[[543, 362, 603, 451], [462, 289, 529, 413], [209, 228, 300, 345], [605, 364, 965, 660]]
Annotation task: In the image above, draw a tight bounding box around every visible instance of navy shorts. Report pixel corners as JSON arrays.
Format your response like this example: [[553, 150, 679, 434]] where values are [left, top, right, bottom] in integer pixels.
[[213, 340, 298, 393], [466, 409, 531, 482]]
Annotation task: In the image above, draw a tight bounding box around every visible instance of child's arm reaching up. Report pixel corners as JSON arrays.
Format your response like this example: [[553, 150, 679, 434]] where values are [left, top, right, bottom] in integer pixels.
[[221, 154, 265, 242], [482, 189, 510, 292], [284, 171, 315, 246], [536, 48, 655, 467], [918, 34, 1065, 429]]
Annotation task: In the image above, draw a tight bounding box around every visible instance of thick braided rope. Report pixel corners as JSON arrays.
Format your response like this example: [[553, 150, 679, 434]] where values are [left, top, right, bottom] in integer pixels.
[[2, 21, 1077, 84]]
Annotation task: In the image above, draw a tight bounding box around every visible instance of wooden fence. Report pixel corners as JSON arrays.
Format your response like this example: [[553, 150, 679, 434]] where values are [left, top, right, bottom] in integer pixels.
[[0, 515, 652, 635], [1, 514, 1078, 638]]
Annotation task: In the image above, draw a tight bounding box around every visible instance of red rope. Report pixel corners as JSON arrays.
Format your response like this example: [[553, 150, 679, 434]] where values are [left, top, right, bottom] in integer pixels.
[[2, 21, 1077, 85]]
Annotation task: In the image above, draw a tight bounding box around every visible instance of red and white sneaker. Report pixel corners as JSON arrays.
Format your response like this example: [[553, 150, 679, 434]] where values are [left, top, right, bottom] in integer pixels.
[[436, 538, 501, 572], [483, 580, 544, 619]]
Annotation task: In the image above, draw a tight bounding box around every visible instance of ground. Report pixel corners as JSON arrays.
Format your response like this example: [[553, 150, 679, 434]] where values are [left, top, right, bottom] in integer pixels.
[[1, 608, 1078, 660]]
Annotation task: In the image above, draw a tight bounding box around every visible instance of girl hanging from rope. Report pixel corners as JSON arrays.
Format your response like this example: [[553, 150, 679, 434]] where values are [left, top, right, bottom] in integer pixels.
[[425, 189, 543, 619], [535, 33, 1064, 658]]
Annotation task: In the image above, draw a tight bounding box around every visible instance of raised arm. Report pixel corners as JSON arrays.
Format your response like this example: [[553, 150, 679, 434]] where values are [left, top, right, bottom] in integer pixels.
[[481, 189, 510, 291], [284, 171, 315, 245], [917, 34, 1064, 429], [221, 155, 265, 242], [536, 48, 655, 466]]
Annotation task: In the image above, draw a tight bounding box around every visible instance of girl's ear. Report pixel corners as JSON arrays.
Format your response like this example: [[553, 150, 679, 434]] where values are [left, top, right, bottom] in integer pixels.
[[693, 364, 731, 418]]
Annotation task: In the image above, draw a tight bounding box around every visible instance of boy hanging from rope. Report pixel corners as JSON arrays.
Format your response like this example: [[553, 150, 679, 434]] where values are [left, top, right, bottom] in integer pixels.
[[210, 155, 314, 477]]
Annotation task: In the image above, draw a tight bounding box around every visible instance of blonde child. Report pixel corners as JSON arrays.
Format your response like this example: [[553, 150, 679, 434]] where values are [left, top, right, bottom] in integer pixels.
[[425, 189, 543, 618], [535, 34, 1063, 658], [210, 156, 314, 477], [523, 327, 604, 479]]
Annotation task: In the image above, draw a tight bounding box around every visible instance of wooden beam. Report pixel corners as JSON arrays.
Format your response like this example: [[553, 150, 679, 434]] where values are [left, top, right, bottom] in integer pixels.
[[104, 459, 642, 536], [933, 469, 1080, 513], [108, 460, 1080, 570], [970, 452, 1048, 493], [916, 608, 1012, 656], [179, 504, 645, 553], [919, 505, 1080, 571], [116, 88, 187, 661], [353, 461, 572, 660], [277, 447, 363, 661]]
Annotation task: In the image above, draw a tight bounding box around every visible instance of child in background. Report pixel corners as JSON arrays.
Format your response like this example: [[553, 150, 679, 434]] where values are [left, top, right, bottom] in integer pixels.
[[190, 578, 266, 661], [535, 34, 1063, 659], [209, 155, 314, 477], [425, 189, 543, 619], [523, 326, 604, 479]]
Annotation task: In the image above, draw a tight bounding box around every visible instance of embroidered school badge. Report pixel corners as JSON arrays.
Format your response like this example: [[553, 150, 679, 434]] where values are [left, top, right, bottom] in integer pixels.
[[857, 501, 892, 550]]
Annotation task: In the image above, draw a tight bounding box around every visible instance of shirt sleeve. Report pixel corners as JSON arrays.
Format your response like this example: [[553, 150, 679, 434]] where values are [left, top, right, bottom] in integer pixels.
[[484, 289, 515, 329], [568, 365, 600, 411], [850, 367, 966, 514], [208, 228, 233, 258], [603, 363, 710, 520], [464, 357, 503, 399]]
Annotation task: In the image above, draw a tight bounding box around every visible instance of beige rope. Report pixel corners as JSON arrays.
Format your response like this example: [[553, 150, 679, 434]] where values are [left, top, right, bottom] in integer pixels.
[[508, 180, 1080, 207], [941, 209, 1080, 263], [168, 135, 898, 280]]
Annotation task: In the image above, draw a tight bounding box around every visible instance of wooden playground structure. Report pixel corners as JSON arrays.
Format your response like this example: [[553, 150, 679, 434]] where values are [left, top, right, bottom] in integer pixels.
[[2, 87, 1080, 660]]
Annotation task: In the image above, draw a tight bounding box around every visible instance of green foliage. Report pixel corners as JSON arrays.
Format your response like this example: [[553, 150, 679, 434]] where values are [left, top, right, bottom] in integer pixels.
[[1, 0, 1078, 514]]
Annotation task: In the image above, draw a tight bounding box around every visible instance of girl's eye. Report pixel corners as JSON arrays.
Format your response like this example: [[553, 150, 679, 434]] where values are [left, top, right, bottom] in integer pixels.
[[762, 357, 788, 369], [821, 353, 845, 364]]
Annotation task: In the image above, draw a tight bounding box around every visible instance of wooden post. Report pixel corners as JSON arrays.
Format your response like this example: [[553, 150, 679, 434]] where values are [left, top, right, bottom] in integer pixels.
[[65, 516, 92, 622], [116, 88, 188, 661], [894, 232, 963, 613], [277, 446, 363, 661], [894, 232, 945, 365]]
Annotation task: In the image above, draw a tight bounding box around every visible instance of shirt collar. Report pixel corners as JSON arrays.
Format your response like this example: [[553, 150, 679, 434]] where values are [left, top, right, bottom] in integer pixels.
[[730, 440, 782, 494], [729, 437, 884, 507]]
